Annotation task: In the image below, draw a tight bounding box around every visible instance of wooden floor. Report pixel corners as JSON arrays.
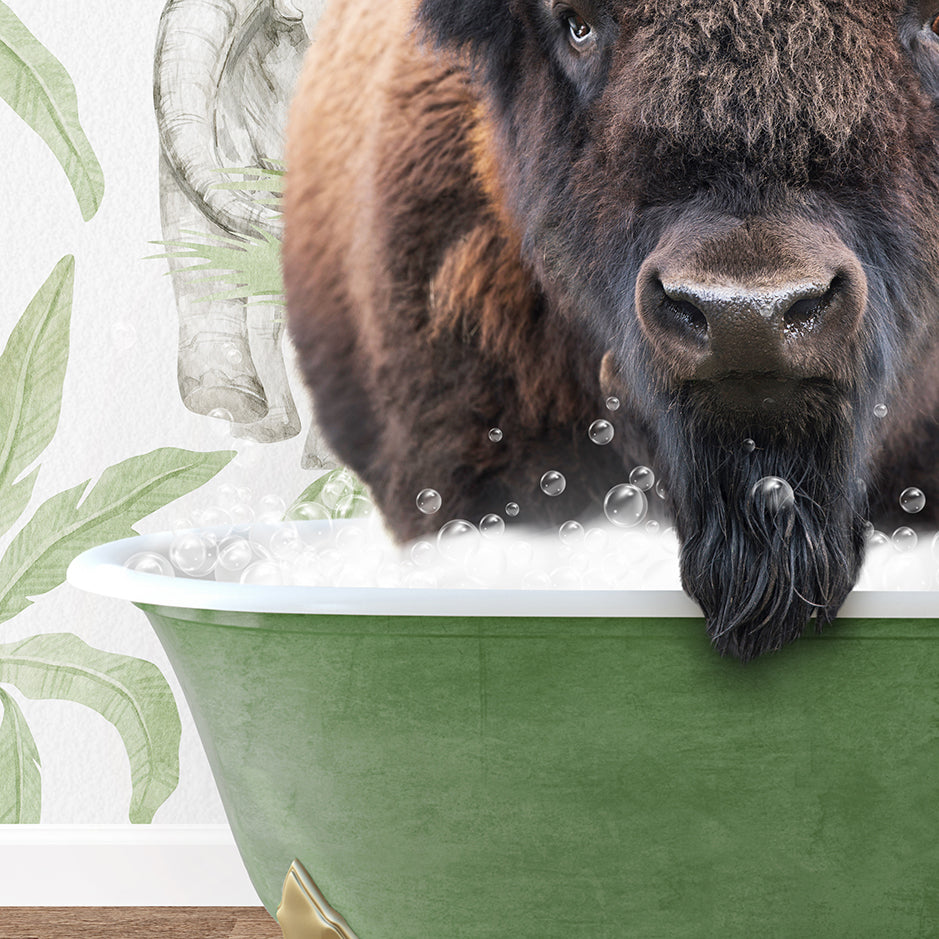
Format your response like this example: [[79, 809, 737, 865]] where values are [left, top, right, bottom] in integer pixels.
[[0, 908, 281, 939]]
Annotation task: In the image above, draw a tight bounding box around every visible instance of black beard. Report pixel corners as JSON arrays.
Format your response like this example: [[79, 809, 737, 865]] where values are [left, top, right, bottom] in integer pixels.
[[660, 397, 868, 661]]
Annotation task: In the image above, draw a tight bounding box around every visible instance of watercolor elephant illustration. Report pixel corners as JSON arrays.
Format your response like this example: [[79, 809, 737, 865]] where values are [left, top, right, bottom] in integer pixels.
[[154, 0, 329, 463]]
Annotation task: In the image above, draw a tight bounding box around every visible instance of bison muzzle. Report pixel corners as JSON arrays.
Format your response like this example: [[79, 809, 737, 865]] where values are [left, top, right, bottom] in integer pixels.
[[283, 0, 939, 660]]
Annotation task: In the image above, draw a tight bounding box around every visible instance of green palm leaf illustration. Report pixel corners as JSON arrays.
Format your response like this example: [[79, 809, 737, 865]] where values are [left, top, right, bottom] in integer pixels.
[[0, 634, 180, 823], [0, 2, 104, 220], [0, 256, 73, 539], [0, 447, 235, 625], [0, 685, 40, 823]]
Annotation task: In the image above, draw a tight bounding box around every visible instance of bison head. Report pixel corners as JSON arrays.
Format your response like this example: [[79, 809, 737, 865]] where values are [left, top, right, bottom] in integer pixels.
[[417, 0, 939, 658]]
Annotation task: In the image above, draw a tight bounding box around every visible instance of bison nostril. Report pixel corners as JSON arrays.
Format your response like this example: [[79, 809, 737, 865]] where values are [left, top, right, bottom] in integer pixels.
[[783, 276, 841, 330], [668, 297, 708, 334]]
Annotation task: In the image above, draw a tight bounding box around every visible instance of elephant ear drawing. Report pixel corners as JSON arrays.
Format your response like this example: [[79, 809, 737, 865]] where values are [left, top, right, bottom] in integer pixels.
[[154, 0, 334, 466]]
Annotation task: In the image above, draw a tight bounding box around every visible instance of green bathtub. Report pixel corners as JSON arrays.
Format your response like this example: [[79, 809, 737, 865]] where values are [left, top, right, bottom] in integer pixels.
[[68, 526, 939, 938]]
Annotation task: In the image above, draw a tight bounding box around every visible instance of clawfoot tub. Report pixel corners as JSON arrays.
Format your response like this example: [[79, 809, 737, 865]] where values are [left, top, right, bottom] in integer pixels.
[[68, 523, 939, 937]]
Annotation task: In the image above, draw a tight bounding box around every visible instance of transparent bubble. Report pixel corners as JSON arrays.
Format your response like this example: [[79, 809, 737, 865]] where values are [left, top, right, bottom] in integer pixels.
[[169, 532, 218, 576], [558, 520, 585, 546], [288, 501, 331, 522], [488, 427, 503, 443], [217, 537, 254, 573], [229, 503, 255, 525], [550, 566, 583, 588], [522, 569, 553, 589], [588, 420, 614, 445], [540, 470, 566, 497], [742, 438, 756, 453], [874, 403, 888, 418], [899, 487, 926, 514], [750, 476, 795, 515], [194, 506, 232, 536], [645, 520, 660, 535], [629, 466, 655, 492], [224, 343, 244, 366], [416, 488, 442, 514], [405, 569, 439, 589], [410, 540, 436, 567], [654, 480, 668, 500], [335, 525, 366, 552], [505, 502, 520, 517], [506, 540, 534, 571], [479, 513, 505, 538], [436, 519, 481, 562], [216, 484, 239, 509], [603, 484, 648, 528], [240, 560, 286, 586], [892, 526, 918, 553], [270, 524, 304, 561], [605, 396, 621, 411], [867, 529, 889, 548], [125, 551, 174, 577], [320, 476, 352, 510], [336, 493, 375, 518]]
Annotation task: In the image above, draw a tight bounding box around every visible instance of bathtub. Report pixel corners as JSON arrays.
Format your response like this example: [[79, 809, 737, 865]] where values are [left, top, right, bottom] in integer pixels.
[[68, 523, 939, 938]]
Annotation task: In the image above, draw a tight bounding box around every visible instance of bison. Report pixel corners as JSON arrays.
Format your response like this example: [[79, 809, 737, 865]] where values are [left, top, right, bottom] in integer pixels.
[[283, 0, 939, 660]]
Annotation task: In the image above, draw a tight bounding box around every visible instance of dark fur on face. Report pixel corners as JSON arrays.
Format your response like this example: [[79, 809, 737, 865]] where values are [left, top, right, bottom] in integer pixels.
[[658, 389, 870, 661]]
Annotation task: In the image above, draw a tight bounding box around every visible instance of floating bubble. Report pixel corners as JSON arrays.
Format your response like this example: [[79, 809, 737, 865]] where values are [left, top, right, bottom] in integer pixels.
[[480, 513, 505, 538], [603, 484, 648, 528], [288, 501, 331, 522], [240, 560, 286, 586], [522, 569, 553, 589], [258, 494, 287, 518], [645, 520, 660, 535], [436, 519, 481, 562], [750, 476, 795, 514], [540, 471, 566, 497], [125, 551, 174, 577], [742, 438, 756, 453], [488, 427, 503, 443], [416, 488, 442, 514], [321, 475, 353, 509], [874, 403, 888, 418], [867, 529, 889, 548], [270, 524, 304, 561], [583, 528, 609, 554], [217, 537, 254, 573], [605, 396, 621, 411], [229, 503, 255, 525], [629, 466, 655, 492], [550, 566, 583, 588], [654, 480, 668, 500], [194, 506, 232, 536], [558, 520, 585, 546], [169, 532, 218, 576], [892, 526, 918, 553], [899, 487, 926, 514], [588, 420, 614, 445], [224, 343, 244, 366], [505, 502, 520, 517], [336, 493, 375, 518]]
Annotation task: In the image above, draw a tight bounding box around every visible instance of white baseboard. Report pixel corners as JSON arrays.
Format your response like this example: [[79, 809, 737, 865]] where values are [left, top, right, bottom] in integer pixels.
[[0, 825, 263, 906]]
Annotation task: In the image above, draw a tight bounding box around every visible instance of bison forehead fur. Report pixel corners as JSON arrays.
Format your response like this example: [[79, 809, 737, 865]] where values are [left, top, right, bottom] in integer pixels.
[[284, 0, 939, 660]]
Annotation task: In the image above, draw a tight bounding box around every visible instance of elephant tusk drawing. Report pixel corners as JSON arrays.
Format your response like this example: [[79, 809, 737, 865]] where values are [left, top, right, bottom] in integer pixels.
[[154, 0, 332, 465]]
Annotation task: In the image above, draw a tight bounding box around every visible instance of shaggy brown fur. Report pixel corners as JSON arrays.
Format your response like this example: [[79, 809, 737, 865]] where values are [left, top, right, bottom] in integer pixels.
[[285, 0, 939, 658]]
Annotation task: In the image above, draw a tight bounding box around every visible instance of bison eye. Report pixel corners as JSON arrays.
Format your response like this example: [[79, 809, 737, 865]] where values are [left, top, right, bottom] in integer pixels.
[[564, 11, 594, 46], [933, 11, 939, 34]]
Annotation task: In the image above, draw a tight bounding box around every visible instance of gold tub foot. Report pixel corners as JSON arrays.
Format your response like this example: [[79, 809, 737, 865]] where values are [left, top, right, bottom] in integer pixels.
[[277, 859, 360, 939]]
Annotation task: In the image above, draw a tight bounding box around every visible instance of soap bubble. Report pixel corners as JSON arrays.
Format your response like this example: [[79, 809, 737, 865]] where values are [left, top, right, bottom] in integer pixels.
[[899, 487, 926, 514], [336, 493, 375, 518], [208, 407, 233, 424], [505, 502, 520, 517], [258, 494, 287, 519], [645, 520, 660, 535], [558, 520, 585, 546], [321, 475, 353, 510], [410, 540, 436, 567], [540, 471, 566, 497], [866, 529, 889, 548], [288, 501, 331, 523], [488, 427, 503, 442], [750, 476, 795, 515], [874, 403, 888, 418], [583, 527, 609, 554], [125, 551, 174, 577], [194, 506, 232, 537], [588, 420, 614, 445], [605, 396, 621, 411], [229, 503, 255, 525], [550, 566, 583, 588], [437, 519, 481, 562], [224, 343, 243, 366], [629, 466, 655, 492], [603, 484, 648, 528], [742, 438, 756, 453], [479, 514, 505, 538], [269, 524, 304, 561], [522, 569, 553, 589], [892, 526, 918, 553], [416, 488, 442, 514], [217, 537, 254, 573], [240, 560, 286, 586], [169, 532, 218, 576]]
